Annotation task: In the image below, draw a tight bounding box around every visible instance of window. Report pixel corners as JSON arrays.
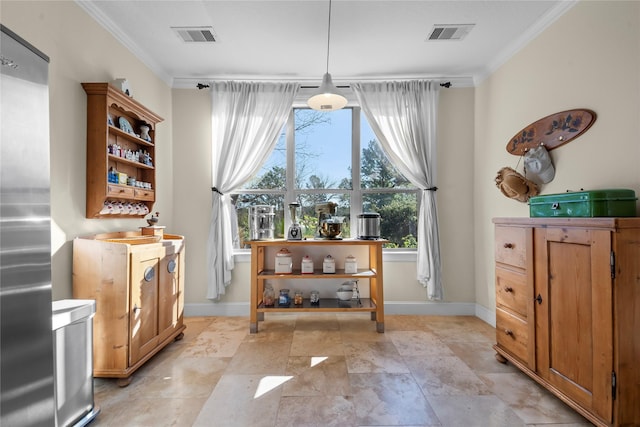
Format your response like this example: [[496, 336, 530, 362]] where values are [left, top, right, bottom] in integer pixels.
[[233, 107, 419, 249]]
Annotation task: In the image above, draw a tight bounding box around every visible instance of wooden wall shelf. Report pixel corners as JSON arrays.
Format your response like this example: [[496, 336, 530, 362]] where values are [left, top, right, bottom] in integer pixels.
[[82, 83, 163, 218]]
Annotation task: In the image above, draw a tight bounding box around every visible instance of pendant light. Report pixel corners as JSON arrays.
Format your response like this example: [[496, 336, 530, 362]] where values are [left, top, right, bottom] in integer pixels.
[[307, 0, 347, 111]]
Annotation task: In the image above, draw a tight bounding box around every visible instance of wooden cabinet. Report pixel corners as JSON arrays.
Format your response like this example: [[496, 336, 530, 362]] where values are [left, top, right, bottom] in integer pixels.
[[73, 231, 185, 386], [493, 217, 640, 427], [248, 239, 386, 333], [82, 83, 163, 218]]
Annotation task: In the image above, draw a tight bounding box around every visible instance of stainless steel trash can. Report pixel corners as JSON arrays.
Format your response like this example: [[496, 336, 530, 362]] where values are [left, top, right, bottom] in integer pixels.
[[51, 299, 100, 427]]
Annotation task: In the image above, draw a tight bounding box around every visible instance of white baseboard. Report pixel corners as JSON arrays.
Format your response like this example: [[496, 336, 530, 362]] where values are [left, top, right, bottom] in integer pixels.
[[185, 302, 250, 317], [383, 301, 476, 316], [185, 301, 496, 327], [474, 303, 496, 328]]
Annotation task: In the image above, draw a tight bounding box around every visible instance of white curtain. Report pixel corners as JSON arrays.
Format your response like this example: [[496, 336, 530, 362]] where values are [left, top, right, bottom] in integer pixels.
[[207, 81, 298, 299], [352, 80, 443, 300]]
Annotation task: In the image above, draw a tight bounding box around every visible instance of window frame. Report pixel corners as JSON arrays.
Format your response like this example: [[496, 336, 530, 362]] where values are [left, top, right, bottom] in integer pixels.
[[232, 106, 420, 254]]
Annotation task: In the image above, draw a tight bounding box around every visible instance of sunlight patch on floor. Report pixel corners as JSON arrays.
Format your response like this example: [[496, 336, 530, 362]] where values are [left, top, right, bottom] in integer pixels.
[[310, 356, 328, 367], [254, 376, 294, 399]]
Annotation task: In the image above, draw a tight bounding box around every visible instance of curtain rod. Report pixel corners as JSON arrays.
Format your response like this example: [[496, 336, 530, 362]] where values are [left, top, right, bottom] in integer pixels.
[[196, 81, 452, 90]]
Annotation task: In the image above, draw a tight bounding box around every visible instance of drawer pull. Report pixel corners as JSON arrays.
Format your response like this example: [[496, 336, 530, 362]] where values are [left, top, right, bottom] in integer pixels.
[[503, 243, 514, 249], [504, 286, 513, 293], [504, 329, 514, 337], [535, 294, 543, 305]]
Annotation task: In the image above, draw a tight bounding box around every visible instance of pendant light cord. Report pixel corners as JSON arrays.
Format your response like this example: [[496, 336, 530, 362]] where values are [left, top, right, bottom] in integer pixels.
[[325, 0, 333, 74]]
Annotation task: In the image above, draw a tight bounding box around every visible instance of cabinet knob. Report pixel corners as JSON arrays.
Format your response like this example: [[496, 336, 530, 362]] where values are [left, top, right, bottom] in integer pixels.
[[504, 286, 513, 293], [503, 243, 514, 249], [504, 329, 514, 336], [133, 304, 140, 314], [535, 294, 543, 305]]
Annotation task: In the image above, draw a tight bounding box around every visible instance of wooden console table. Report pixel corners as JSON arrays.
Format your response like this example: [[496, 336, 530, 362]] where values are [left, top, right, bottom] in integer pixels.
[[248, 239, 386, 333]]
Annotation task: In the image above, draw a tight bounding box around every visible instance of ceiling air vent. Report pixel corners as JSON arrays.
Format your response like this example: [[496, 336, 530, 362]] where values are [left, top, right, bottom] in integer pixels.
[[172, 26, 217, 43], [427, 24, 474, 41]]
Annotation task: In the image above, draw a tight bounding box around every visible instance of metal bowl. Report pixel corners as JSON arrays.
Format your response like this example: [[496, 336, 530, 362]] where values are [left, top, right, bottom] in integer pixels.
[[319, 222, 342, 238]]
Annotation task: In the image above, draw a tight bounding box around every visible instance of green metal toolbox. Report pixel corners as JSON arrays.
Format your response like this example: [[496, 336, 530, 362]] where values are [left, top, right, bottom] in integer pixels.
[[529, 189, 637, 217]]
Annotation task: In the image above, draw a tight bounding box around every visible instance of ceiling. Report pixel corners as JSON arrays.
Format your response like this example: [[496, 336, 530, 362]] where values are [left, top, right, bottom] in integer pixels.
[[78, 0, 576, 89]]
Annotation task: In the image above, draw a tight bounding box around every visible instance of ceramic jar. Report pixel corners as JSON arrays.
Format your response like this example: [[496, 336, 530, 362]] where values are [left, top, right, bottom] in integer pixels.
[[301, 255, 314, 274], [344, 255, 358, 274], [275, 248, 293, 274], [322, 255, 336, 274]]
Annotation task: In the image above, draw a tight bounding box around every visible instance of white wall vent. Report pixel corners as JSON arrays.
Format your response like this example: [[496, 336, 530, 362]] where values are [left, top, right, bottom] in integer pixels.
[[427, 24, 475, 41], [172, 26, 217, 43]]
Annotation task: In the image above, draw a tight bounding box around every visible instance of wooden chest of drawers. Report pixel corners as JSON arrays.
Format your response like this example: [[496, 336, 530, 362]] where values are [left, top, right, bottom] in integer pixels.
[[492, 217, 640, 427]]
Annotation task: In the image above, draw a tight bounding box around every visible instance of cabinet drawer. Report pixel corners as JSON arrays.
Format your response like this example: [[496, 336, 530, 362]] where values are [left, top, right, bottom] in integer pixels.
[[107, 184, 135, 199], [496, 308, 529, 363], [134, 188, 155, 201], [495, 266, 528, 318], [495, 226, 527, 268]]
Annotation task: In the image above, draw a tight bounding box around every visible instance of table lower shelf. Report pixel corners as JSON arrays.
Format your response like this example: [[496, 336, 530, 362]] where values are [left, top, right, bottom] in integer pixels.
[[250, 298, 384, 334], [258, 298, 376, 312]]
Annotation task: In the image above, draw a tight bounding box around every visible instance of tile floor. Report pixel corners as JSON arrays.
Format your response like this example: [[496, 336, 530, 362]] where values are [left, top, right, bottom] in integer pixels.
[[92, 314, 593, 427]]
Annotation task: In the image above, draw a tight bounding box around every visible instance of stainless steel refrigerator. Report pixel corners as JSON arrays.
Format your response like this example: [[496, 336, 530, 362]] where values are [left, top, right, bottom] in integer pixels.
[[1, 24, 56, 426]]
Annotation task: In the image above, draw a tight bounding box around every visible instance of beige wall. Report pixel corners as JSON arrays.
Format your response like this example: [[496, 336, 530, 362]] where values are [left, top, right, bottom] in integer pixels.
[[171, 87, 477, 307], [2, 1, 174, 300], [473, 1, 640, 312], [5, 0, 637, 318]]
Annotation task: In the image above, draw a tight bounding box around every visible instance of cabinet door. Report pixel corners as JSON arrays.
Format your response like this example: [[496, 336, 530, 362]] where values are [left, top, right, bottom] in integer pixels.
[[534, 227, 613, 423], [129, 247, 161, 366], [158, 249, 181, 342]]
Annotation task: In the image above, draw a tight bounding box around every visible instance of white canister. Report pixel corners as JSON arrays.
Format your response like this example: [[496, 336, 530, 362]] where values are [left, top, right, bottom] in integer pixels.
[[275, 248, 292, 274], [323, 255, 336, 274], [301, 255, 314, 274], [344, 255, 358, 274]]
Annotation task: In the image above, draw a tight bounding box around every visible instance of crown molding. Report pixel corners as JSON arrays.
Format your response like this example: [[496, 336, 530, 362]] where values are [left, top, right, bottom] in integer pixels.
[[75, 0, 173, 86], [475, 0, 578, 84]]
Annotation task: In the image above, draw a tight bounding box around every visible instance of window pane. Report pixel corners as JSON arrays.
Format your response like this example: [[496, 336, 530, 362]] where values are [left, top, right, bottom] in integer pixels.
[[363, 192, 417, 248], [242, 130, 286, 190], [233, 193, 285, 248], [360, 114, 413, 189], [298, 193, 351, 239], [295, 109, 352, 190]]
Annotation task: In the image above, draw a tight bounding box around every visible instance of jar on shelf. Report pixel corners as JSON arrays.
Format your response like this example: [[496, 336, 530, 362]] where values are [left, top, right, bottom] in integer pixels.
[[275, 248, 293, 274], [310, 290, 320, 306], [322, 255, 336, 274], [301, 255, 314, 274], [278, 289, 290, 307], [263, 283, 275, 307], [293, 290, 303, 306], [344, 255, 358, 274]]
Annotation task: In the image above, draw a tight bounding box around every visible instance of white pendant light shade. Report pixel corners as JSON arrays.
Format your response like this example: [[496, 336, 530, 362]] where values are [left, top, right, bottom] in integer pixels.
[[307, 73, 348, 111], [307, 0, 346, 112]]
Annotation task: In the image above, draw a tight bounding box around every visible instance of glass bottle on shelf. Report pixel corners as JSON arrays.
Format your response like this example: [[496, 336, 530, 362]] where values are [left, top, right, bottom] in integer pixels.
[[263, 283, 275, 307], [278, 289, 290, 307], [294, 290, 303, 306]]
